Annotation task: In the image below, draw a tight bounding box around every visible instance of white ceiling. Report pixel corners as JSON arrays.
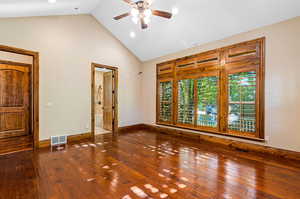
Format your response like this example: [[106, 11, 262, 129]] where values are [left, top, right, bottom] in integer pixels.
[[0, 0, 299, 61], [92, 0, 300, 61], [0, 0, 100, 18]]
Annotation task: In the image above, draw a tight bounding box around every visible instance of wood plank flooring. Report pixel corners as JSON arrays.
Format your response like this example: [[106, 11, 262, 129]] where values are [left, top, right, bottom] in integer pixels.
[[0, 135, 33, 154], [0, 129, 300, 199]]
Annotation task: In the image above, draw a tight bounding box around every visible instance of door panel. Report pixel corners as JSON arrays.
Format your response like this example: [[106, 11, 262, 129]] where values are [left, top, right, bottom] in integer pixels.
[[103, 71, 113, 131], [0, 64, 30, 139]]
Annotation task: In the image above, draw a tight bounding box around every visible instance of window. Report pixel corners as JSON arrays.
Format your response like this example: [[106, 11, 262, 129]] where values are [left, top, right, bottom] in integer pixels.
[[177, 79, 194, 125], [158, 80, 173, 123], [196, 76, 218, 128], [156, 38, 264, 140], [228, 71, 256, 133]]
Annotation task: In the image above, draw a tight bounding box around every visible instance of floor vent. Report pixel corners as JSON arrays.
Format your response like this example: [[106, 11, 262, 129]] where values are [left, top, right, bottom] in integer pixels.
[[235, 147, 249, 153], [51, 135, 67, 146]]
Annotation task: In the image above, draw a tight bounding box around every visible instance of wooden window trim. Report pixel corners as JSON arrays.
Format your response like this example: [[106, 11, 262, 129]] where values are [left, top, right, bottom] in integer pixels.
[[156, 38, 265, 141], [176, 78, 195, 128], [174, 71, 221, 132], [194, 71, 221, 133], [225, 65, 260, 138]]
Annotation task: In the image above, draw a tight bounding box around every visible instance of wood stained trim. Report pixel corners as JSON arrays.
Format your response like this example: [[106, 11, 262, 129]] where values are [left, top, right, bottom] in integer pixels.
[[39, 132, 92, 148], [118, 124, 147, 134], [0, 60, 32, 67], [91, 63, 118, 139], [156, 37, 265, 140], [141, 124, 300, 162]]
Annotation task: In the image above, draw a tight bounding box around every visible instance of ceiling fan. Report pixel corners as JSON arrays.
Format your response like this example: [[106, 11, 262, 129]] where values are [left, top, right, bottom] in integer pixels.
[[113, 0, 173, 29]]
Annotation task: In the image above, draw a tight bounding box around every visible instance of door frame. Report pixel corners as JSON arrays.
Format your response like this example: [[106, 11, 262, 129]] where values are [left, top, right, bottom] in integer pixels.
[[0, 44, 39, 148], [91, 63, 118, 137]]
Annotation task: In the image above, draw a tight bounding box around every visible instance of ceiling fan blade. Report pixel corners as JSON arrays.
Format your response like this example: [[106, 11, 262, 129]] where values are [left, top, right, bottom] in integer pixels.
[[141, 18, 148, 29], [122, 0, 133, 4], [113, 13, 130, 20], [152, 10, 172, 19]]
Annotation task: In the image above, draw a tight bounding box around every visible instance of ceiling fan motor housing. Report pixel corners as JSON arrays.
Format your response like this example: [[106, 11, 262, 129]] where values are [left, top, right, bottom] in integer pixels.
[[113, 0, 172, 29], [135, 1, 150, 12]]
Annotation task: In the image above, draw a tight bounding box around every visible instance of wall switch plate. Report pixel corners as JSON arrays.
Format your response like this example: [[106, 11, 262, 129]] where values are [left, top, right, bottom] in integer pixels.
[[47, 102, 53, 107]]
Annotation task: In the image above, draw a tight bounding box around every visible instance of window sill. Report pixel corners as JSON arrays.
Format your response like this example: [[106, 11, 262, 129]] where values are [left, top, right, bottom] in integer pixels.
[[156, 122, 265, 142]]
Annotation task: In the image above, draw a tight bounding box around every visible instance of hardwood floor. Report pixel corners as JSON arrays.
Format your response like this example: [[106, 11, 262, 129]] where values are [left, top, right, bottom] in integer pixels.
[[0, 135, 33, 154], [0, 130, 300, 199]]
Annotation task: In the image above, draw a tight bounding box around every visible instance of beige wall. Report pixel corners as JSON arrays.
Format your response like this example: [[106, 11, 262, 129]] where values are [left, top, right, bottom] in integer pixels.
[[0, 14, 142, 140], [1, 14, 299, 152], [141, 16, 300, 152], [0, 51, 32, 64]]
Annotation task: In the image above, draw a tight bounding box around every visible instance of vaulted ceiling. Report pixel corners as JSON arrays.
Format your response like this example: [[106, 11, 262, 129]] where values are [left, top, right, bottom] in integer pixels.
[[0, 0, 100, 17], [1, 0, 300, 61]]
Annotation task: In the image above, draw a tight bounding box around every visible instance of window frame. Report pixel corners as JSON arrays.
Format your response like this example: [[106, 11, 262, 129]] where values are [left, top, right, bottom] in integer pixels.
[[156, 78, 174, 125], [175, 76, 196, 129], [224, 65, 261, 138], [156, 38, 265, 141], [194, 71, 221, 133]]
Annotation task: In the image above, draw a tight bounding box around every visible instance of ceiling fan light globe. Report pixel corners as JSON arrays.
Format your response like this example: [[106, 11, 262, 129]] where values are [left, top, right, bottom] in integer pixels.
[[144, 9, 152, 18], [132, 17, 139, 24], [144, 16, 151, 25], [131, 8, 139, 17], [172, 7, 179, 15]]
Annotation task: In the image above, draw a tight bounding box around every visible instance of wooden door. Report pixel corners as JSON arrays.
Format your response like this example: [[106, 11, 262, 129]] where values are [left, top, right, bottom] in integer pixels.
[[0, 63, 30, 139], [103, 71, 113, 131]]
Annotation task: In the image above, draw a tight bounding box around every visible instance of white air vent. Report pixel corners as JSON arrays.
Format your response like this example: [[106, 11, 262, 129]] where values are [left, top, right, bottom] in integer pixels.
[[51, 135, 67, 146]]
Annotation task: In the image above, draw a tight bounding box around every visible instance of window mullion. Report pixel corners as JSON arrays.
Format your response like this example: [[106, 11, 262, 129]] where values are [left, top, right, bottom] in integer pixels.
[[219, 50, 228, 133], [173, 79, 178, 125]]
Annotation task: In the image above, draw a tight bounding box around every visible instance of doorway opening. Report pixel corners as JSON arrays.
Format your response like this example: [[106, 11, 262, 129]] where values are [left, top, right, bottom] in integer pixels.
[[0, 45, 39, 154], [91, 63, 118, 138]]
